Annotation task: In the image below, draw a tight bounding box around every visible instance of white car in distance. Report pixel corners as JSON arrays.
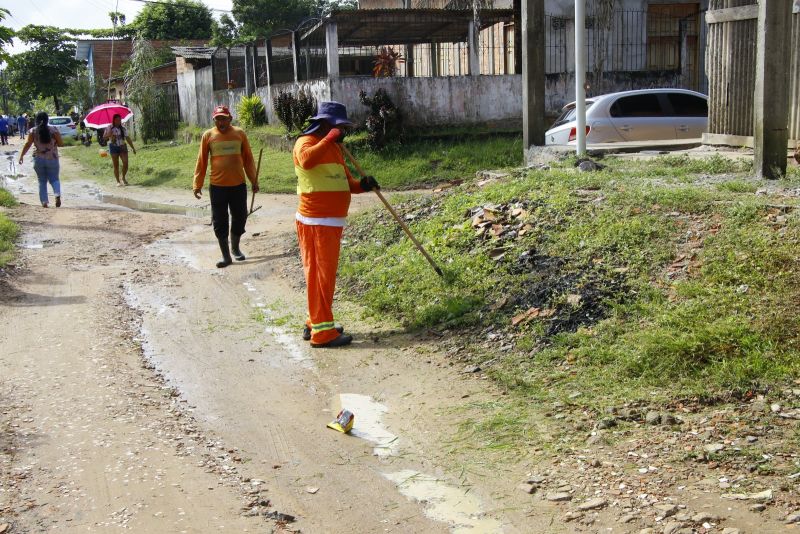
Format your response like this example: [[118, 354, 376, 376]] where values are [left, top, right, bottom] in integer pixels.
[[545, 89, 708, 145], [48, 116, 79, 139]]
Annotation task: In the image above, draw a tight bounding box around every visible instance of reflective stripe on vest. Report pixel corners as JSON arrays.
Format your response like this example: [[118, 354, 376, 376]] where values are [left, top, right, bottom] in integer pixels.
[[295, 163, 350, 194]]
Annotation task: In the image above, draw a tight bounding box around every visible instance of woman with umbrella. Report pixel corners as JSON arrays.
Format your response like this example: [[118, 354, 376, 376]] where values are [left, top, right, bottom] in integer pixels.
[[103, 113, 137, 186]]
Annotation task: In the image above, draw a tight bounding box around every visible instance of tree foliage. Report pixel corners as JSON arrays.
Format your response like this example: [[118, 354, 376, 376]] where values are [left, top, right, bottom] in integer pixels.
[[64, 67, 104, 113], [228, 0, 354, 40], [211, 14, 242, 47], [131, 0, 213, 40], [231, 0, 312, 39], [6, 25, 83, 113], [0, 8, 14, 62]]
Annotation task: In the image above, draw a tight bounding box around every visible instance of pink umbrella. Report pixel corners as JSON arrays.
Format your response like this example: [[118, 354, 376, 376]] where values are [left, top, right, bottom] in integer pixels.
[[83, 102, 133, 129]]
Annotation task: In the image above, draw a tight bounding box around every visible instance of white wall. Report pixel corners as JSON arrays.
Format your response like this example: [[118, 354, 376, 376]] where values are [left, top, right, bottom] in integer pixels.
[[332, 75, 523, 126]]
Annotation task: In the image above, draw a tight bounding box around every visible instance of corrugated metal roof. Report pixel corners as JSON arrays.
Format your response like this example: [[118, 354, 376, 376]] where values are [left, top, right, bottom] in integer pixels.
[[171, 46, 217, 59], [302, 8, 514, 46]]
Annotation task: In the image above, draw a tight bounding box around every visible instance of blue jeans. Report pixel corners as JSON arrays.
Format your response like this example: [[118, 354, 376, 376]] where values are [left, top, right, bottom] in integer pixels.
[[33, 157, 61, 205]]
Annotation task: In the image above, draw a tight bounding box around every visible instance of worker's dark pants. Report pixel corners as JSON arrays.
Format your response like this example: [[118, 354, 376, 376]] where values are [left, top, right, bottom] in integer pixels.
[[210, 183, 247, 241]]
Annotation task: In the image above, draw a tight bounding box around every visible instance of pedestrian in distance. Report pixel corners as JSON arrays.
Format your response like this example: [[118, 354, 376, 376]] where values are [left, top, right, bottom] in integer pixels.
[[18, 112, 64, 208], [103, 113, 137, 186], [0, 115, 8, 145], [192, 105, 259, 268], [17, 114, 28, 139], [293, 101, 379, 348]]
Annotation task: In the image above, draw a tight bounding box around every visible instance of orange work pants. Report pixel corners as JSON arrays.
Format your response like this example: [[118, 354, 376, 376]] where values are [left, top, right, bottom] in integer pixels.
[[296, 221, 344, 345]]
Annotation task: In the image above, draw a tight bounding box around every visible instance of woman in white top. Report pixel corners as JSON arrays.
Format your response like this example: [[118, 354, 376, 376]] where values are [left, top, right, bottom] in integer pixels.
[[18, 112, 64, 208], [103, 113, 137, 186]]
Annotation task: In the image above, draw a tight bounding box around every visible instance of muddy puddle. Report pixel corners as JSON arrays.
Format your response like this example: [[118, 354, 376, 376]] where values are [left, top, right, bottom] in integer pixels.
[[337, 393, 399, 457], [244, 281, 311, 369], [385, 470, 505, 533], [336, 393, 503, 532], [97, 194, 209, 218]]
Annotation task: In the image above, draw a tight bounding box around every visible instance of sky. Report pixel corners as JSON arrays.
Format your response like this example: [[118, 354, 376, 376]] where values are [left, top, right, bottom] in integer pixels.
[[4, 0, 233, 54]]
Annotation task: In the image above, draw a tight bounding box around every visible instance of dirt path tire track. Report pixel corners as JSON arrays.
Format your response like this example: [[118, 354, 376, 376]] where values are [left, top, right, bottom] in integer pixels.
[[0, 206, 273, 533]]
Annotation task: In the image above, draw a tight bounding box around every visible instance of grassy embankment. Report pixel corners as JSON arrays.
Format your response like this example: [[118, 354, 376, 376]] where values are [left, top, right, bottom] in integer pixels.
[[62, 125, 523, 193], [338, 155, 800, 417], [0, 188, 19, 266]]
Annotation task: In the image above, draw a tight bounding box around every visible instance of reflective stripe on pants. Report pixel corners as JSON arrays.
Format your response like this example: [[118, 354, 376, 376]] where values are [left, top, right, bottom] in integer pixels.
[[296, 221, 343, 345]]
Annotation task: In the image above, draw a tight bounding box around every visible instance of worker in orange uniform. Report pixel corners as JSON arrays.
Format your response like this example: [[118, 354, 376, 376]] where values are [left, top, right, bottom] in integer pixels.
[[193, 106, 259, 268], [294, 101, 379, 348]]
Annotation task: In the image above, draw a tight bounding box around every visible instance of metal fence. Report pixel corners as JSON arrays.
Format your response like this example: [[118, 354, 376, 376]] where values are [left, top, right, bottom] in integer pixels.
[[208, 9, 706, 90], [544, 11, 703, 88], [140, 82, 180, 141], [705, 0, 800, 142]]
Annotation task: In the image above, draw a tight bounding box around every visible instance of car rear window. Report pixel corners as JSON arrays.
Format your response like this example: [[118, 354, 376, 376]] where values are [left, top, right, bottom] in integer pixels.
[[552, 101, 595, 128], [50, 118, 71, 125], [609, 94, 665, 118], [666, 93, 708, 117]]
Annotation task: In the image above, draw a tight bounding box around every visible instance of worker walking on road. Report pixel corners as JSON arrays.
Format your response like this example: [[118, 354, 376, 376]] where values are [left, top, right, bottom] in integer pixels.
[[293, 101, 379, 348], [193, 105, 259, 268]]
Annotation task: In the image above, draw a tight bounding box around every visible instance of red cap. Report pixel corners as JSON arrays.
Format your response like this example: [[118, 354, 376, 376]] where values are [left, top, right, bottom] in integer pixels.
[[212, 105, 232, 119]]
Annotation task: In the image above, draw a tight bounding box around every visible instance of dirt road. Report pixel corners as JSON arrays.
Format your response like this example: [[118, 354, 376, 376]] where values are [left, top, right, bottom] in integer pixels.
[[2, 143, 796, 534], [0, 148, 549, 533]]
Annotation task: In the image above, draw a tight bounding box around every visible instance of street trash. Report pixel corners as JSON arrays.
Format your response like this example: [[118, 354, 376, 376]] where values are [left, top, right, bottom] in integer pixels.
[[327, 409, 354, 433]]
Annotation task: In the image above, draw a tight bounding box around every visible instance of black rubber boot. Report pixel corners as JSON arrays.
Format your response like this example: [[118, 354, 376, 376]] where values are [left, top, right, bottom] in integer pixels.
[[231, 233, 245, 261], [216, 238, 233, 268]]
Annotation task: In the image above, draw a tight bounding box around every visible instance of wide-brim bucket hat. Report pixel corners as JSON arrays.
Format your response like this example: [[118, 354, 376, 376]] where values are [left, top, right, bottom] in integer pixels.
[[303, 101, 352, 135]]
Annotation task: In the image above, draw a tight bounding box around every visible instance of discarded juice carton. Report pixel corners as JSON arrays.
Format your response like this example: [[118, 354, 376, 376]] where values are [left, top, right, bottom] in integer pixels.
[[327, 409, 354, 433]]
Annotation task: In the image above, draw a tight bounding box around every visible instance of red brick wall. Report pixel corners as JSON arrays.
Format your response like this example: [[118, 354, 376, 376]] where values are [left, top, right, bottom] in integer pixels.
[[90, 39, 207, 83]]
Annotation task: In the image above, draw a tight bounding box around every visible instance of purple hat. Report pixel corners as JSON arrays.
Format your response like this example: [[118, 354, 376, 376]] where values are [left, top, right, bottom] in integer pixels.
[[303, 101, 352, 134]]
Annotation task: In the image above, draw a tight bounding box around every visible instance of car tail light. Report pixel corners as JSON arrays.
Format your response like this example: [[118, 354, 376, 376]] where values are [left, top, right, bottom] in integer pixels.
[[568, 126, 591, 142]]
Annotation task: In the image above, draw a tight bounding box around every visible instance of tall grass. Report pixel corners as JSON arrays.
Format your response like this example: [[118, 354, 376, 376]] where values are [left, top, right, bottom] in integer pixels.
[[338, 157, 800, 404], [62, 128, 523, 193]]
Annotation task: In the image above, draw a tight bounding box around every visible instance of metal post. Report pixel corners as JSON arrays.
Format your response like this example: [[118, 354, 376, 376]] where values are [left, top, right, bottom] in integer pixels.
[[468, 17, 480, 76], [265, 39, 273, 87], [291, 31, 300, 83], [574, 0, 587, 155], [244, 45, 253, 95], [754, 0, 793, 179], [225, 48, 232, 87], [326, 21, 339, 79], [522, 0, 545, 149]]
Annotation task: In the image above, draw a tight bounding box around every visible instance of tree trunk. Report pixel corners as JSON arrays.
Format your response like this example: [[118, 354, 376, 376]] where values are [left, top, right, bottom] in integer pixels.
[[53, 95, 61, 115]]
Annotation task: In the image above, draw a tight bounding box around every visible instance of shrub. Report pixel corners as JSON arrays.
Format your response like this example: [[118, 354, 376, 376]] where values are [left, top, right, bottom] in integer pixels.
[[0, 187, 17, 207], [359, 88, 403, 149], [373, 47, 404, 77], [238, 94, 266, 128], [291, 90, 317, 132], [272, 89, 317, 135]]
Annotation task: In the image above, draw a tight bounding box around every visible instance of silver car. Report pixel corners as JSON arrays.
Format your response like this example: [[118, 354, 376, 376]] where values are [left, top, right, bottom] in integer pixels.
[[48, 116, 79, 139], [546, 89, 708, 145]]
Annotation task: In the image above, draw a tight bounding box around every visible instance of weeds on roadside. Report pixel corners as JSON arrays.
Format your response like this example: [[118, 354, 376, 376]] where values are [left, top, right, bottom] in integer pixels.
[[0, 187, 17, 207], [0, 213, 19, 267], [339, 158, 800, 405]]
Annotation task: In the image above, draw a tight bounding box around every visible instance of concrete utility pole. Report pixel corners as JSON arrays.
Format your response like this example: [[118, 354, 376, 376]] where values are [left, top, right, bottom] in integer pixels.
[[574, 0, 587, 156], [522, 0, 545, 149], [753, 0, 793, 179]]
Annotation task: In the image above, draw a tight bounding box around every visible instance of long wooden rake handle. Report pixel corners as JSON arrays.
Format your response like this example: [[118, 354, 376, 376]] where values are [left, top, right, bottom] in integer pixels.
[[250, 148, 263, 214], [339, 144, 444, 278]]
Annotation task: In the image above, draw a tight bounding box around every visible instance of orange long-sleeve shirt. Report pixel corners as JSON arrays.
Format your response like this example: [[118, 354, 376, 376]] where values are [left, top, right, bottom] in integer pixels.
[[193, 126, 257, 191], [293, 134, 364, 218]]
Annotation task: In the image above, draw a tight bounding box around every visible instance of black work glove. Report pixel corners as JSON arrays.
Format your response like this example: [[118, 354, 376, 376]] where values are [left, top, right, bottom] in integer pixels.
[[360, 175, 380, 192]]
